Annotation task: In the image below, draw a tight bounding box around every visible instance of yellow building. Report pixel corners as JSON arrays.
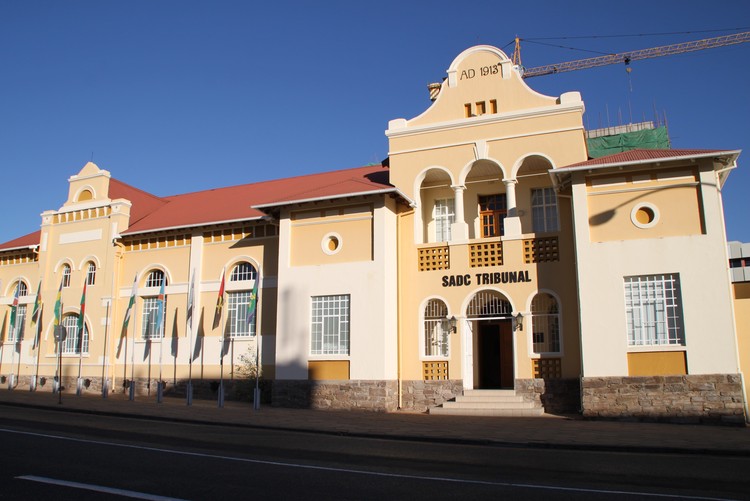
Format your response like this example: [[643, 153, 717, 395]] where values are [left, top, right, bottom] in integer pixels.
[[0, 45, 745, 423]]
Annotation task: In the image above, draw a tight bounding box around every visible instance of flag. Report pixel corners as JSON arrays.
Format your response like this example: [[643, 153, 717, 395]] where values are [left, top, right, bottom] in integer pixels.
[[9, 283, 19, 341], [186, 270, 195, 326], [77, 280, 87, 343], [53, 280, 63, 326], [215, 268, 225, 315], [213, 268, 225, 329], [154, 280, 165, 338], [246, 272, 259, 328], [121, 274, 137, 334], [31, 280, 42, 323]]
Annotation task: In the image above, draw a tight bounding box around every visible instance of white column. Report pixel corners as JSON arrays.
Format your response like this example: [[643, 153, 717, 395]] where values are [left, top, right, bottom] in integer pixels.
[[502, 178, 522, 238], [450, 185, 468, 241]]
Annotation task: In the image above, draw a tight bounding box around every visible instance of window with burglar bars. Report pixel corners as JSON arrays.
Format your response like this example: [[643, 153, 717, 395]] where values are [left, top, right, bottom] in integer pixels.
[[311, 295, 350, 355], [227, 291, 255, 337], [424, 299, 449, 357], [531, 293, 560, 353], [61, 314, 88, 354], [624, 274, 685, 346]]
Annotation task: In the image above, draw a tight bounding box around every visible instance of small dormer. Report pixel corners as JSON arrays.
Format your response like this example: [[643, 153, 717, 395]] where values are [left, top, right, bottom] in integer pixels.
[[63, 162, 112, 208]]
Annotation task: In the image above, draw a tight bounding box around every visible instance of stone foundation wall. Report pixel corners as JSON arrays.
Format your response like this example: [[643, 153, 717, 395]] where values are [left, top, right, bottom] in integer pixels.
[[400, 379, 463, 412], [582, 374, 747, 425], [273, 380, 399, 411], [515, 378, 580, 414], [8, 375, 271, 403]]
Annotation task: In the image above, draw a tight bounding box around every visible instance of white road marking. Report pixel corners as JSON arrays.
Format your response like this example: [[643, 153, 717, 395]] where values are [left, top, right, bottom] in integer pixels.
[[17, 475, 186, 501], [1, 427, 740, 501]]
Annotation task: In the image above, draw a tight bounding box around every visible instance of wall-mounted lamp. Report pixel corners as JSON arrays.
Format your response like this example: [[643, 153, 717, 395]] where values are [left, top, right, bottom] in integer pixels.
[[514, 312, 524, 331], [442, 315, 457, 333]]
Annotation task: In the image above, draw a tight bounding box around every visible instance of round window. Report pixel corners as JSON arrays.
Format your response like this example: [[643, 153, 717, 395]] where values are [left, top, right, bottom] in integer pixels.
[[630, 203, 659, 229], [322, 233, 342, 255]]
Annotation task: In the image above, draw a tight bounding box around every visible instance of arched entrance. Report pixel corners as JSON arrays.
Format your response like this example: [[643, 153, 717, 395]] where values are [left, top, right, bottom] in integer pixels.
[[466, 290, 514, 389]]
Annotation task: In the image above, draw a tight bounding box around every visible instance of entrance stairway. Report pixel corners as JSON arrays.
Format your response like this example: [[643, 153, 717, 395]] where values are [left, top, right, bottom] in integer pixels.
[[429, 389, 544, 416]]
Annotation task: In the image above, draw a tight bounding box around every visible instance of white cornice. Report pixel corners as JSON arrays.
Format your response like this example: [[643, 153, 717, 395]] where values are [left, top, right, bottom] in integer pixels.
[[388, 125, 584, 157], [385, 101, 584, 139]]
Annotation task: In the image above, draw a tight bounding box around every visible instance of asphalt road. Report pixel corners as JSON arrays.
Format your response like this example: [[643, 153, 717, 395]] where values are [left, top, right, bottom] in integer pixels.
[[0, 405, 748, 500]]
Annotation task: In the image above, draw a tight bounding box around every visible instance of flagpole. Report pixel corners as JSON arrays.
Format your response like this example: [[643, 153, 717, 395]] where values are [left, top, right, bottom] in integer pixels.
[[186, 270, 194, 406], [101, 299, 110, 398], [9, 319, 17, 390], [56, 300, 64, 404], [76, 281, 87, 397], [129, 296, 137, 401], [218, 298, 225, 408], [8, 284, 19, 390], [157, 297, 164, 404], [31, 305, 42, 391]]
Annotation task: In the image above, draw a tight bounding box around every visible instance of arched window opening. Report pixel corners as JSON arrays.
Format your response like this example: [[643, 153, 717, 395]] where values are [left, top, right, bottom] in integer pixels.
[[531, 293, 560, 353], [8, 281, 28, 342], [226, 261, 258, 338], [62, 264, 71, 288], [86, 262, 97, 286], [466, 290, 512, 318], [60, 314, 88, 354], [424, 299, 449, 357], [141, 270, 167, 339]]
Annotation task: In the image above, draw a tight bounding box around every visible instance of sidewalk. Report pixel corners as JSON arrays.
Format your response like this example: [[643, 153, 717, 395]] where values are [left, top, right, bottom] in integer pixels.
[[0, 388, 748, 456]]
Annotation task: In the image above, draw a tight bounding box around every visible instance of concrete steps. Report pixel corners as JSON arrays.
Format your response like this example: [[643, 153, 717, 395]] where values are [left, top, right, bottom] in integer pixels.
[[429, 389, 543, 416]]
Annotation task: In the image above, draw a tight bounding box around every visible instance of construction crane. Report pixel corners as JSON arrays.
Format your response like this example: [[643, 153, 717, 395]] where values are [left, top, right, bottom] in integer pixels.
[[515, 31, 750, 78]]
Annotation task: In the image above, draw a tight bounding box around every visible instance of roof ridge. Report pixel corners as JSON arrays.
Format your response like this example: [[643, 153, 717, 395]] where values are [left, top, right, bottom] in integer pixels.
[[160, 164, 386, 200]]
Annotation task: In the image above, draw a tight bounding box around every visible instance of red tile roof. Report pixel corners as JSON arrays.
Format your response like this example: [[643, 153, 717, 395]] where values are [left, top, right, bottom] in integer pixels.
[[0, 231, 41, 251], [121, 164, 395, 235], [0, 164, 395, 248], [558, 148, 740, 171]]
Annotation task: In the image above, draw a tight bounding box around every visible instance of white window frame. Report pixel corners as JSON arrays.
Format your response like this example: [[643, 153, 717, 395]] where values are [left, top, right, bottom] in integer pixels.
[[9, 304, 26, 342], [86, 262, 97, 286], [530, 293, 561, 354], [227, 290, 255, 338], [141, 297, 163, 339], [531, 187, 559, 233], [433, 198, 455, 243], [423, 298, 449, 358], [311, 295, 350, 356], [624, 274, 684, 347], [61, 314, 88, 354], [62, 265, 71, 288]]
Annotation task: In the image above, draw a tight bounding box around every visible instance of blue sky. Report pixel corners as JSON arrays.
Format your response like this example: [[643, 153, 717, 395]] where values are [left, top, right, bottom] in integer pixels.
[[1, 1, 748, 244]]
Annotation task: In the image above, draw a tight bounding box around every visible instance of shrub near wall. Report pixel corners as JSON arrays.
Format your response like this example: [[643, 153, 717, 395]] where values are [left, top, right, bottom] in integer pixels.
[[582, 374, 746, 425]]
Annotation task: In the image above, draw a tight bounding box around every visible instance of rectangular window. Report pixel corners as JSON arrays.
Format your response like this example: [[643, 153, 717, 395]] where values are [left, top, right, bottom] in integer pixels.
[[311, 295, 350, 355], [141, 297, 163, 339], [424, 319, 449, 357], [531, 187, 559, 233], [624, 274, 684, 346], [434, 199, 455, 242], [227, 291, 255, 337], [479, 194, 506, 237]]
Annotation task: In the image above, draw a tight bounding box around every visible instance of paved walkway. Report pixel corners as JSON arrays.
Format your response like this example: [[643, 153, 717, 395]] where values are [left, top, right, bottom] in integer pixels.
[[0, 388, 748, 456]]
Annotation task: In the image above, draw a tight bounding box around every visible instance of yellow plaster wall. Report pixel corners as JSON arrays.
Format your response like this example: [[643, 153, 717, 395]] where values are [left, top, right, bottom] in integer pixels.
[[290, 205, 373, 266], [627, 351, 688, 376], [586, 168, 704, 242], [309, 360, 350, 380], [734, 282, 750, 407]]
